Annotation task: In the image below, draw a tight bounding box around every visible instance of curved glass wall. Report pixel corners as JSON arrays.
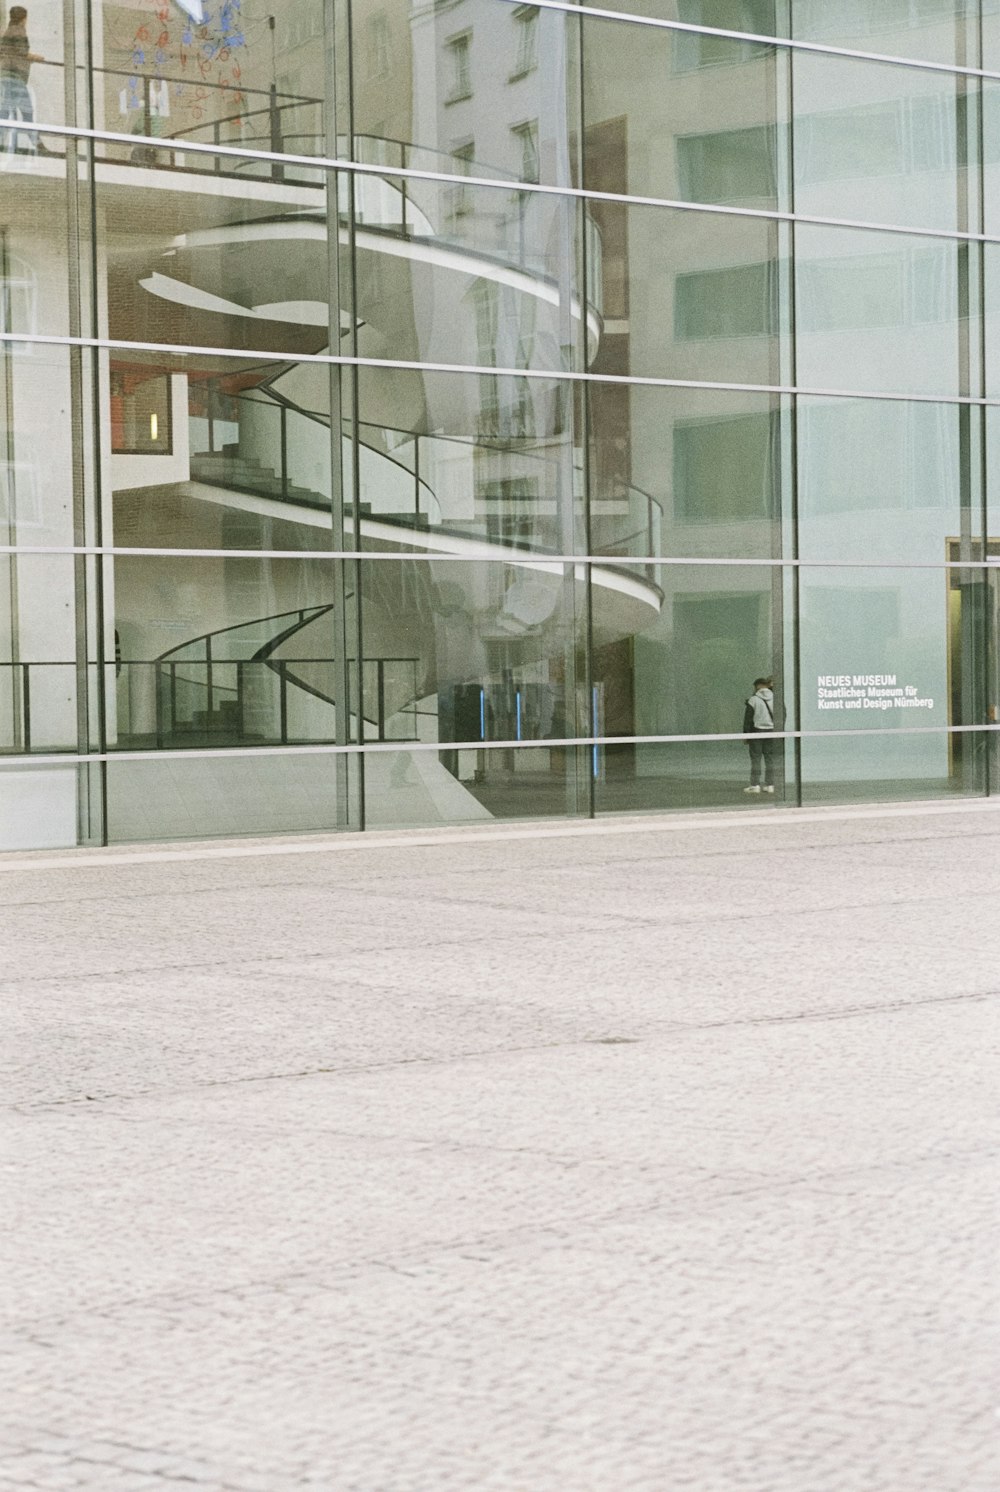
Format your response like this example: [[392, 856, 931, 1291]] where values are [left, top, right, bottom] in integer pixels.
[[3, 0, 1000, 847]]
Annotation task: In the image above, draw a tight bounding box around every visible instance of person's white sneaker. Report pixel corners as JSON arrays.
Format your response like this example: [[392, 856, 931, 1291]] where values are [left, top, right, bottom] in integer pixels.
[[744, 785, 761, 794], [762, 785, 775, 794]]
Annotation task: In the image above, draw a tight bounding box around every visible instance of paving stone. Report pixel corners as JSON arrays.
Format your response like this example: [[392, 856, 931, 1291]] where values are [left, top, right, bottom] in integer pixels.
[[1, 803, 998, 1492]]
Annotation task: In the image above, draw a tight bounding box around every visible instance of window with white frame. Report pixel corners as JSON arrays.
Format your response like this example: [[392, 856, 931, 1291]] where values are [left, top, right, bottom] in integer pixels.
[[448, 139, 475, 220], [366, 12, 391, 78], [510, 6, 539, 79], [511, 120, 539, 183], [445, 32, 472, 103]]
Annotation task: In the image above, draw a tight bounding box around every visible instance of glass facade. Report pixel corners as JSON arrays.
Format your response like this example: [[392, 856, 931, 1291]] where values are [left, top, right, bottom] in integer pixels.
[[3, 0, 1000, 847]]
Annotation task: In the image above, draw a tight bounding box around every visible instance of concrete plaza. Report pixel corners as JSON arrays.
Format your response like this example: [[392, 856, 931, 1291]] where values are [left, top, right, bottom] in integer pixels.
[[1, 801, 998, 1492]]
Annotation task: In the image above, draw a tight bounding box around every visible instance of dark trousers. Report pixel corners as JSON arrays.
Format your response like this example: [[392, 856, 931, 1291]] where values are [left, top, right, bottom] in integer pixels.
[[747, 731, 776, 787]]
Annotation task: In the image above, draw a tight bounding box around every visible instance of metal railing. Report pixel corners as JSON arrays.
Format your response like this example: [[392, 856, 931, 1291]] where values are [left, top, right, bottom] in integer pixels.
[[187, 384, 661, 567], [149, 654, 420, 749], [188, 385, 442, 529], [15, 59, 605, 316]]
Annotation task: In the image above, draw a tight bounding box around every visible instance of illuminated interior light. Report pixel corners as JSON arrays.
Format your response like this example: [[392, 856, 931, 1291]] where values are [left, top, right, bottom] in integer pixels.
[[150, 413, 158, 441]]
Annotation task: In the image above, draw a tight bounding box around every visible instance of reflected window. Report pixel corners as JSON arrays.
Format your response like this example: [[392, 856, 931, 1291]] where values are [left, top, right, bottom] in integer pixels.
[[110, 372, 172, 455], [511, 119, 539, 183], [793, 0, 987, 43], [797, 246, 954, 332], [470, 282, 500, 436], [510, 6, 539, 80], [365, 12, 391, 79], [797, 98, 954, 186], [799, 401, 959, 516], [285, 1, 324, 49], [673, 412, 778, 522], [448, 139, 475, 221], [677, 125, 778, 205], [674, 0, 776, 71], [674, 261, 778, 339], [0, 249, 37, 343], [445, 32, 472, 103]]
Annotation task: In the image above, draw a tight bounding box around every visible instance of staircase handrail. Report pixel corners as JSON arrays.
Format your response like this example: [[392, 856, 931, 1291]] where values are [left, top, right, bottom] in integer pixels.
[[193, 381, 662, 560], [157, 605, 331, 665]]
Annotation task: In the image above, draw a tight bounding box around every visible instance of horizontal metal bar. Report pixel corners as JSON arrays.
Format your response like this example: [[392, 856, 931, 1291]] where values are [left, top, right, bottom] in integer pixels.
[[516, 0, 1000, 82], [1, 720, 998, 770], [3, 544, 1000, 570], [3, 329, 999, 410], [18, 117, 1000, 248]]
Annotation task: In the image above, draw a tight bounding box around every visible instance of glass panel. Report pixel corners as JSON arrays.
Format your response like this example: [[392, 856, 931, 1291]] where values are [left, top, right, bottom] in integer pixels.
[[351, 0, 579, 190], [987, 407, 1000, 540], [594, 556, 793, 725], [580, 1, 979, 68], [794, 222, 967, 398], [800, 728, 983, 804], [797, 396, 982, 565], [606, 201, 782, 384], [364, 742, 589, 827], [352, 170, 586, 374], [2, 342, 81, 547], [358, 556, 592, 822], [580, 3, 777, 48], [793, 0, 981, 67], [798, 563, 987, 803], [106, 554, 359, 755], [981, 87, 1000, 243], [595, 735, 792, 814], [591, 560, 793, 810], [106, 357, 596, 558], [97, 141, 343, 358], [97, 145, 584, 376], [1, 1, 73, 142], [0, 552, 80, 755], [983, 244, 1000, 396], [1, 154, 78, 341], [107, 352, 340, 552], [95, 1, 327, 159], [104, 748, 362, 844], [582, 12, 784, 211], [354, 365, 585, 556], [590, 382, 786, 561], [792, 52, 970, 234]]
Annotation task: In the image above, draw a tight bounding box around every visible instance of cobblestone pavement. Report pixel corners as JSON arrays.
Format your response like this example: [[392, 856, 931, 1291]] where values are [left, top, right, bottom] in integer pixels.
[[1, 802, 998, 1492]]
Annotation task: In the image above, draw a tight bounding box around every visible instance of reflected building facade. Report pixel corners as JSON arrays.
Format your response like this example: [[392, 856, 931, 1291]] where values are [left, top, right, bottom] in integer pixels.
[[3, 0, 1000, 846]]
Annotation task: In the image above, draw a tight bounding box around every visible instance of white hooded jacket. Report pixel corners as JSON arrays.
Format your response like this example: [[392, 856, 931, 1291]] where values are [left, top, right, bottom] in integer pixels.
[[748, 687, 774, 731]]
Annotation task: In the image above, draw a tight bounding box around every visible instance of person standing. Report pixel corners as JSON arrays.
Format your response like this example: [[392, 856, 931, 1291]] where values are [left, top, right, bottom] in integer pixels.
[[743, 675, 776, 795], [0, 7, 44, 155]]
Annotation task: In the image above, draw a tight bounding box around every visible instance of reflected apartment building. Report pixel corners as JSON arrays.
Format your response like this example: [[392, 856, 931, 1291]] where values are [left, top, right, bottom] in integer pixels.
[[3, 0, 1000, 848]]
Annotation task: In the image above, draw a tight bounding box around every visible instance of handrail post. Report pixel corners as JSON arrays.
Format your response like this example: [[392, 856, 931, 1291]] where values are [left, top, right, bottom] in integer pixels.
[[280, 404, 289, 500], [378, 660, 386, 742], [142, 75, 152, 141], [22, 663, 30, 754], [400, 142, 408, 234], [170, 662, 177, 738], [155, 664, 164, 750], [413, 435, 420, 523], [208, 379, 215, 454], [236, 660, 245, 740], [205, 635, 213, 730], [269, 85, 285, 182], [279, 660, 288, 744]]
